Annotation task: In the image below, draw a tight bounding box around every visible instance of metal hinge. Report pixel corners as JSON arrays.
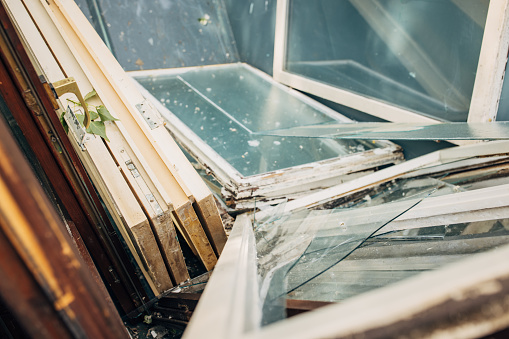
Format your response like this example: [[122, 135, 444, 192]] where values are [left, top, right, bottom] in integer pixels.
[[119, 148, 164, 216], [62, 105, 91, 151], [136, 99, 164, 130]]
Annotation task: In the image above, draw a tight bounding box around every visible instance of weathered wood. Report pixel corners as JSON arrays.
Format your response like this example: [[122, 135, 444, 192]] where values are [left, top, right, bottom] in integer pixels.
[[194, 196, 228, 256], [106, 120, 189, 285], [0, 0, 148, 312], [127, 219, 173, 293], [153, 211, 190, 285], [153, 127, 227, 256], [175, 202, 217, 271], [0, 226, 72, 339], [0, 111, 129, 338]]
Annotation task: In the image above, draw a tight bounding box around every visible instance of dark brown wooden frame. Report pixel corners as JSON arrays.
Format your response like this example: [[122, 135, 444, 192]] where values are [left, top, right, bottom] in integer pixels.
[[0, 1, 148, 315]]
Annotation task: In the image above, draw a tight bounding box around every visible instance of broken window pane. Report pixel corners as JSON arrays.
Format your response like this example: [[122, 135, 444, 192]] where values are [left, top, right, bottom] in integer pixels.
[[287, 218, 509, 303], [285, 0, 489, 121], [254, 177, 448, 325], [253, 175, 509, 326]]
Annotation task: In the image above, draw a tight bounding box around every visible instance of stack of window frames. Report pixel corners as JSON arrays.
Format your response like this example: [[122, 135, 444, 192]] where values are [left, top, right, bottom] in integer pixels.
[[185, 140, 509, 338], [4, 0, 227, 295], [132, 63, 403, 207]]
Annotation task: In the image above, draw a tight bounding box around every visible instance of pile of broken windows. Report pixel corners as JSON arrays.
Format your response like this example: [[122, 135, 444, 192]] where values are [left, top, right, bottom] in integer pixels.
[[69, 0, 509, 336]]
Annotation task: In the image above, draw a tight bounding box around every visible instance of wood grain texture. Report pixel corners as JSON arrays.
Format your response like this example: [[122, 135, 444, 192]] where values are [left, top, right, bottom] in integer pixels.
[[0, 107, 129, 338], [0, 1, 147, 312]]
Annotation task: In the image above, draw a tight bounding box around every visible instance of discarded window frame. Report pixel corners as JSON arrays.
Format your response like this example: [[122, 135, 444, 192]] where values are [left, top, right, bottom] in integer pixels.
[[132, 63, 403, 206], [184, 141, 509, 338], [273, 0, 509, 124]]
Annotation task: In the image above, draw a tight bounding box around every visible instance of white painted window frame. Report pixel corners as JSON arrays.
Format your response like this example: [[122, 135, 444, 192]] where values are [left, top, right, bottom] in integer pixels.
[[131, 63, 403, 204], [273, 0, 509, 123], [282, 140, 509, 213], [184, 175, 509, 339]]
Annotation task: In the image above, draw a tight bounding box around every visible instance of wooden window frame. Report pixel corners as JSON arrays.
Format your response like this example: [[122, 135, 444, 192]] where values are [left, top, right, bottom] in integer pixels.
[[131, 63, 403, 206], [273, 0, 509, 123], [184, 160, 509, 338]]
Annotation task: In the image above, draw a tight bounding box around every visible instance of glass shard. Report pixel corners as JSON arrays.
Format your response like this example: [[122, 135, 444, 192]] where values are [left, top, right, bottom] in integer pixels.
[[254, 177, 448, 325], [255, 121, 509, 140]]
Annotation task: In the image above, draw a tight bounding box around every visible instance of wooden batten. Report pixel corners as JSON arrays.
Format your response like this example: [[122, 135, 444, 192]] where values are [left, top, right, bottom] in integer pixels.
[[126, 218, 173, 293], [174, 201, 218, 271], [105, 123, 189, 285], [153, 211, 190, 285], [193, 195, 227, 256], [157, 130, 227, 256]]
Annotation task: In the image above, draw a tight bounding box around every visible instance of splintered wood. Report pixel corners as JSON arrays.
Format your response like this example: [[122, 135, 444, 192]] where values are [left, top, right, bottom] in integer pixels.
[[8, 0, 227, 295]]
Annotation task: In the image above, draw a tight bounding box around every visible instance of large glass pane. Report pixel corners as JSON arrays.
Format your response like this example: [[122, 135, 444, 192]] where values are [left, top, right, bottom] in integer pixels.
[[286, 0, 490, 122], [287, 218, 509, 302], [254, 177, 452, 325], [134, 64, 380, 177]]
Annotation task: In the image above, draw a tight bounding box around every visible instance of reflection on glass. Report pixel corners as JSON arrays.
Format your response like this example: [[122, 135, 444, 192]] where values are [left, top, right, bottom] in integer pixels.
[[134, 64, 379, 177], [254, 177, 446, 325], [287, 218, 509, 302], [254, 121, 509, 141], [286, 0, 489, 121]]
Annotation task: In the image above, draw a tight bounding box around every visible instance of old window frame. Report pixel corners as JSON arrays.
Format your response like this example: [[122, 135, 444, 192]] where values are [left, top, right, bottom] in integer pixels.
[[273, 0, 509, 123], [131, 63, 403, 205], [184, 142, 509, 338]]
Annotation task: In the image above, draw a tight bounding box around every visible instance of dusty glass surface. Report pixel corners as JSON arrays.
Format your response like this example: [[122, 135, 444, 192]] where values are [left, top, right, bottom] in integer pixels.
[[75, 0, 239, 71], [286, 0, 489, 121], [134, 64, 379, 177]]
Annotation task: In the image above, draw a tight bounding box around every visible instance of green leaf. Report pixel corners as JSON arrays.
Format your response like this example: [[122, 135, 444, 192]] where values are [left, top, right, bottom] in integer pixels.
[[89, 109, 99, 121], [60, 111, 69, 134], [97, 105, 119, 122], [86, 120, 109, 142], [84, 89, 97, 101]]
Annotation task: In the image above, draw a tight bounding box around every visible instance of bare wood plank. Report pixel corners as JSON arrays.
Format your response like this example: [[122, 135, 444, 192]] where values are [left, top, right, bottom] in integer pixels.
[[174, 202, 217, 271], [152, 128, 227, 256], [153, 212, 190, 285]]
